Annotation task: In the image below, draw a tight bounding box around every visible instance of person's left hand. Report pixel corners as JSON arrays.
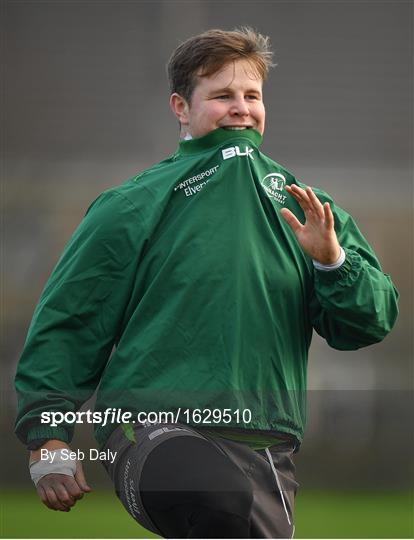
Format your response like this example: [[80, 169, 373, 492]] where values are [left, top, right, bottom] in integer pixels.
[[280, 184, 341, 265]]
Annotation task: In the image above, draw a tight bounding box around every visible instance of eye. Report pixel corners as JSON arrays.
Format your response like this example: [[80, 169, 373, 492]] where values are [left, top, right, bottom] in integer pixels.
[[215, 95, 230, 100], [246, 94, 260, 100]]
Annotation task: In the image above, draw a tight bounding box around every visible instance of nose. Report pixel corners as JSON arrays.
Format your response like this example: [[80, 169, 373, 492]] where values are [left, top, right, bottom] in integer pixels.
[[229, 97, 249, 117]]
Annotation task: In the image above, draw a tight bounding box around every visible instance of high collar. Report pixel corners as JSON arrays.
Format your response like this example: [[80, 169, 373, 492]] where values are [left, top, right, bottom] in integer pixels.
[[177, 127, 263, 156]]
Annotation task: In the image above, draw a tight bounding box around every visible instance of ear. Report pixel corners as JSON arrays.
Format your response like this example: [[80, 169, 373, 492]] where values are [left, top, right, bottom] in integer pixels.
[[169, 93, 190, 126]]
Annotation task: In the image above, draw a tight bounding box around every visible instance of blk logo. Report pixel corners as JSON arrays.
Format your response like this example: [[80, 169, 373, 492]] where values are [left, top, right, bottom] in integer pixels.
[[222, 146, 254, 160]]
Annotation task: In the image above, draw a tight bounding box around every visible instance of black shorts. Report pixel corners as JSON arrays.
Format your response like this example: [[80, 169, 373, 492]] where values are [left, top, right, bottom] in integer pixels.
[[102, 423, 298, 538]]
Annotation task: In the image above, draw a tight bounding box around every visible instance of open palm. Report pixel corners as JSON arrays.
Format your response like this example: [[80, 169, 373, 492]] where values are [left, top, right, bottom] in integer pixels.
[[280, 184, 341, 265]]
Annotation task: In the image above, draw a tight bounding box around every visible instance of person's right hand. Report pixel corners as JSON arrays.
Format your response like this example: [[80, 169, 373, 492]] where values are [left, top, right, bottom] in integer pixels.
[[30, 440, 92, 512]]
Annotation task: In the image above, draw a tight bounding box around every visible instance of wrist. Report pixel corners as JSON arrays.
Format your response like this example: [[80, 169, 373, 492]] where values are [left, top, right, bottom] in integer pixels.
[[313, 246, 345, 271]]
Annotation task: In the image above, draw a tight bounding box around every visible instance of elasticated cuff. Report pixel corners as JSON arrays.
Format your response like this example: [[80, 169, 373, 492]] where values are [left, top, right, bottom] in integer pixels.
[[26, 425, 71, 444], [314, 248, 363, 286]]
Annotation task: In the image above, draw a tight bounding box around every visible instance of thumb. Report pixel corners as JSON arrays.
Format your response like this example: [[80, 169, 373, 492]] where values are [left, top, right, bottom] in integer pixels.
[[74, 460, 92, 492], [280, 208, 302, 235]]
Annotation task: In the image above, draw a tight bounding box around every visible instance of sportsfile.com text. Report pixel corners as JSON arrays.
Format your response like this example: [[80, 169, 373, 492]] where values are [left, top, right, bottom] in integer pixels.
[[40, 408, 253, 427]]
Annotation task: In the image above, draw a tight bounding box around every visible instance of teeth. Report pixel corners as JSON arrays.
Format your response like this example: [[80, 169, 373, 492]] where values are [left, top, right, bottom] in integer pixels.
[[224, 127, 248, 130]]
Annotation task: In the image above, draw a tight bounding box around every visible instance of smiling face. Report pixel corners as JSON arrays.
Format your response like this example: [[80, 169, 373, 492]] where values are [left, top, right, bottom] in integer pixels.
[[170, 58, 266, 139]]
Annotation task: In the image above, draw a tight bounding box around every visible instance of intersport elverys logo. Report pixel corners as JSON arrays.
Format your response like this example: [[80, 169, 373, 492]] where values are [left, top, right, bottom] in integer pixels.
[[261, 173, 287, 205]]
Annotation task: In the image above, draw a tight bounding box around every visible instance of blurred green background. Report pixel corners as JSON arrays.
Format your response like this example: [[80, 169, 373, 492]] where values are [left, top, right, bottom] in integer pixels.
[[1, 489, 413, 539]]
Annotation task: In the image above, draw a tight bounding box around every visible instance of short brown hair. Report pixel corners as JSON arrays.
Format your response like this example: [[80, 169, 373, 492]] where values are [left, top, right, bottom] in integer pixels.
[[167, 27, 275, 103]]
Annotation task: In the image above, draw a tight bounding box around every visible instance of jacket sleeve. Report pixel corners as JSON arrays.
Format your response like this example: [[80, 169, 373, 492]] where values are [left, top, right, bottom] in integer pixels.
[[309, 190, 399, 350], [14, 190, 146, 445]]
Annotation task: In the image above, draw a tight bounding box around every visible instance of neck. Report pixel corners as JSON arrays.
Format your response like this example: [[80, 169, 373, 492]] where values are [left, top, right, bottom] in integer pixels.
[[179, 127, 192, 140]]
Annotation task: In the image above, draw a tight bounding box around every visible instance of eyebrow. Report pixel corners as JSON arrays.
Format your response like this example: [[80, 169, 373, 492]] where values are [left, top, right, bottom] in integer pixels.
[[209, 88, 262, 95]]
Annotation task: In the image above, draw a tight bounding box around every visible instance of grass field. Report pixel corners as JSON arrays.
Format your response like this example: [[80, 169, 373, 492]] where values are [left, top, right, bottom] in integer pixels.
[[1, 489, 413, 538]]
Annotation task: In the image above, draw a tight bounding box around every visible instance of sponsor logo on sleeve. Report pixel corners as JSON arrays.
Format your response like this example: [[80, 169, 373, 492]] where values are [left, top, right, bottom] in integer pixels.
[[261, 173, 287, 205]]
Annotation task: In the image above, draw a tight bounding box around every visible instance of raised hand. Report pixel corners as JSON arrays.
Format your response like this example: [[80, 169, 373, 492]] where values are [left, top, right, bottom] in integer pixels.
[[280, 184, 341, 265]]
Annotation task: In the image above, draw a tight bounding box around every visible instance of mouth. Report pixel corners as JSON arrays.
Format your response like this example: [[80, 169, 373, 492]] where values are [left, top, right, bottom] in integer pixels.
[[222, 126, 252, 131]]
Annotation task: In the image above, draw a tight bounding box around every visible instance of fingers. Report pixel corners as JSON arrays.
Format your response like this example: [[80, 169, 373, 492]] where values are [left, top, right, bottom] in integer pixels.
[[280, 207, 303, 234], [281, 184, 340, 262], [38, 484, 56, 511], [306, 187, 325, 218], [51, 483, 75, 511], [285, 184, 310, 211], [38, 482, 71, 512], [285, 184, 335, 229], [64, 475, 86, 501], [323, 201, 335, 229], [285, 185, 324, 218], [36, 472, 90, 512]]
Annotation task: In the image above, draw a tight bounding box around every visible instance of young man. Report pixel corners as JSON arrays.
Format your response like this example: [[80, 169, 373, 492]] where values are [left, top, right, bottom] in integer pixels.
[[15, 28, 398, 538]]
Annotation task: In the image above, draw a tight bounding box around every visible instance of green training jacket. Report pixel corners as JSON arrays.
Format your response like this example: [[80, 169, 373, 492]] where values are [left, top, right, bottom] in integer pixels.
[[14, 128, 399, 448]]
